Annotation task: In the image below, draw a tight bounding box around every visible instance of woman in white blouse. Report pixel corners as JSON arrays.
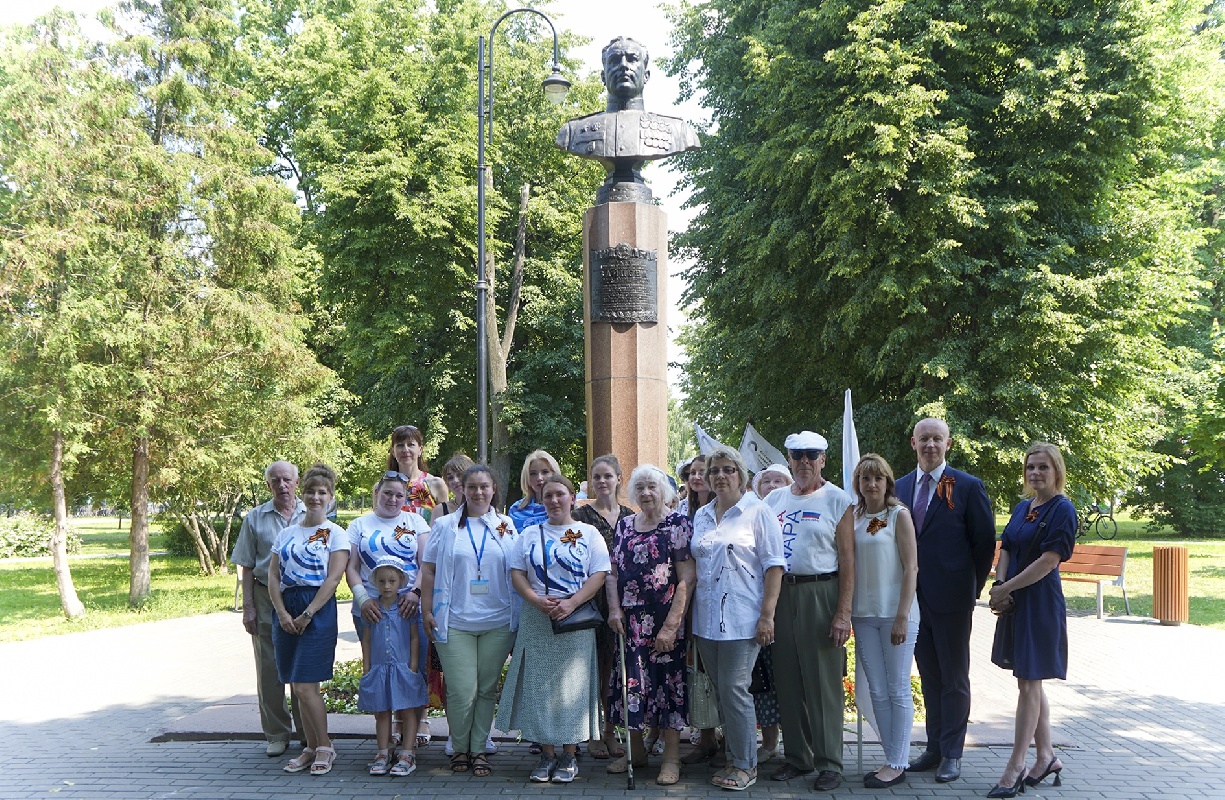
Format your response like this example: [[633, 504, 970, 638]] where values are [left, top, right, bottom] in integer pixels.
[[690, 446, 785, 791], [419, 465, 518, 778], [850, 454, 919, 789], [497, 474, 610, 785]]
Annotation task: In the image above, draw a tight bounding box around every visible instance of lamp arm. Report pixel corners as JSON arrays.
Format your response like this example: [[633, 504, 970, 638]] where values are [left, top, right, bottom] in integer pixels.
[[483, 7, 561, 145]]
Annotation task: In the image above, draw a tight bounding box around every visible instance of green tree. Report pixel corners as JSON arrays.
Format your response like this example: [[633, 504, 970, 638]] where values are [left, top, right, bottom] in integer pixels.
[[2, 3, 346, 603], [0, 10, 133, 617], [667, 0, 1225, 502], [241, 0, 606, 495]]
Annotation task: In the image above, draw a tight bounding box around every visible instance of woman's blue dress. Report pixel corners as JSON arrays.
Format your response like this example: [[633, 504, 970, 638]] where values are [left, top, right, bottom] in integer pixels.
[[996, 497, 1076, 680]]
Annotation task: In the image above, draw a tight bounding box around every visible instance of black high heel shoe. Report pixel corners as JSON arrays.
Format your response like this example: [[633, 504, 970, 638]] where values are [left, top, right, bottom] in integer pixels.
[[1024, 757, 1063, 788], [986, 774, 1026, 798]]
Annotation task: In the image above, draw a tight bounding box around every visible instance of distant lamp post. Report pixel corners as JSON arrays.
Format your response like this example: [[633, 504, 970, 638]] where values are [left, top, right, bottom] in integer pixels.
[[476, 8, 570, 463]]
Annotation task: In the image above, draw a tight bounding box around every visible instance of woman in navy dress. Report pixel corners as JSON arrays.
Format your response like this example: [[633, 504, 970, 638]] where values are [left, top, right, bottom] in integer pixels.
[[986, 443, 1075, 798]]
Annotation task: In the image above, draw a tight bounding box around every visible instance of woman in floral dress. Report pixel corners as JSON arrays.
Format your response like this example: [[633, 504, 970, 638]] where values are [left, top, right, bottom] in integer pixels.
[[606, 464, 696, 786]]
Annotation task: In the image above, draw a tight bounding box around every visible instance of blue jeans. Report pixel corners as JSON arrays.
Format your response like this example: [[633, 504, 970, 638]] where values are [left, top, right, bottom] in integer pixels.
[[852, 616, 918, 768]]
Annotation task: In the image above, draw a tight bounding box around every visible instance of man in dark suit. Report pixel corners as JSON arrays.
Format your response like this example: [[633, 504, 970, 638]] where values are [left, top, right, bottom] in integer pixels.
[[895, 418, 995, 783]]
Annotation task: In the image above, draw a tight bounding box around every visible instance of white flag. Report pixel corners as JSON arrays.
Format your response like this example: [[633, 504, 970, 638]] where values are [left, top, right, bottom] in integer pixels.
[[694, 422, 728, 456], [842, 388, 861, 495], [739, 423, 787, 474]]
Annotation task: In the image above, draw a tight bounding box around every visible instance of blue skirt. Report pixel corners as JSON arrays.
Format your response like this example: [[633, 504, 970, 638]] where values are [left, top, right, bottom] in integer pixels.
[[273, 586, 338, 684]]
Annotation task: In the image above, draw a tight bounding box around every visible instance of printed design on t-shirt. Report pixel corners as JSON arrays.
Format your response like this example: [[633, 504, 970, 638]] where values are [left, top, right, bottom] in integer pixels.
[[360, 525, 420, 583], [716, 543, 756, 634], [529, 532, 590, 594]]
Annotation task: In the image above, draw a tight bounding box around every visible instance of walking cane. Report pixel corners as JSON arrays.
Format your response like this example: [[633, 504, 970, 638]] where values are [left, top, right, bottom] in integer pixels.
[[617, 630, 634, 790]]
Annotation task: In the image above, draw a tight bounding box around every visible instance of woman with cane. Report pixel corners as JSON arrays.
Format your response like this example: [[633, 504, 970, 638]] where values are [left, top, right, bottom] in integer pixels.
[[606, 465, 695, 786]]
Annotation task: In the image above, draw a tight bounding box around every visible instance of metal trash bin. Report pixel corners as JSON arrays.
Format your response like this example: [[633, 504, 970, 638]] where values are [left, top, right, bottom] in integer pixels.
[[1152, 545, 1189, 626]]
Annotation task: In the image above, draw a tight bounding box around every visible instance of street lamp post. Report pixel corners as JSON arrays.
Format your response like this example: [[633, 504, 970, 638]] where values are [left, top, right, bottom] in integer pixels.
[[476, 8, 569, 464]]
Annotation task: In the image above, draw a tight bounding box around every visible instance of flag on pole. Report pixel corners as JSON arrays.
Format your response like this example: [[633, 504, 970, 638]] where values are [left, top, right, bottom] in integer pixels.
[[739, 423, 787, 474], [694, 422, 728, 456], [842, 388, 861, 494]]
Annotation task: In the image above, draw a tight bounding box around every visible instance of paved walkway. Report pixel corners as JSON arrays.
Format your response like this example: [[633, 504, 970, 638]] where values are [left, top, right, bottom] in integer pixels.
[[1, 604, 1222, 799]]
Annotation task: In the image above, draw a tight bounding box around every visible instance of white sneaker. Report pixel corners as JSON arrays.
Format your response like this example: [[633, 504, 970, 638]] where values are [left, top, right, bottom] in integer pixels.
[[444, 736, 455, 756], [486, 735, 498, 754]]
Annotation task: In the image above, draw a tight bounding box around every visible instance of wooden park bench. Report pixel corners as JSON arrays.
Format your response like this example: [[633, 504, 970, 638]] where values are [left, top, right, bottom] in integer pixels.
[[991, 542, 1131, 620]]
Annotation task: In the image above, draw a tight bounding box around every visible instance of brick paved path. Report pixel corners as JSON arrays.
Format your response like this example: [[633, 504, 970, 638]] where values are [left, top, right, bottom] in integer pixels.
[[2, 606, 1222, 799]]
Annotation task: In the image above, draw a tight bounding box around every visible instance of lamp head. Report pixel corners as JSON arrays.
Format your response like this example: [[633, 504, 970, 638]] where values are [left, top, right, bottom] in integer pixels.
[[542, 64, 570, 104]]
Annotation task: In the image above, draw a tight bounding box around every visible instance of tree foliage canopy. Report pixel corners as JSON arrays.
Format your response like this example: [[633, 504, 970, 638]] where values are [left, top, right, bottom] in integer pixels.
[[240, 0, 607, 489], [667, 0, 1225, 502]]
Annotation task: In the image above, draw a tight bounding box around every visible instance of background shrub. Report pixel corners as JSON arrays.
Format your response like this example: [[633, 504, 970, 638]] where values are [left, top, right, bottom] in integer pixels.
[[320, 658, 363, 714], [0, 512, 81, 558]]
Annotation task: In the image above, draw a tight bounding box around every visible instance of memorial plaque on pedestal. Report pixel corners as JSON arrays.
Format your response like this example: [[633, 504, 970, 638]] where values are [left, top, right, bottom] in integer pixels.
[[590, 243, 658, 324]]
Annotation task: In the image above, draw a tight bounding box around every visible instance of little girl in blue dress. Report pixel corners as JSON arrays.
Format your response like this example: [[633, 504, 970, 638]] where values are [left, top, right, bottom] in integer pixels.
[[359, 558, 428, 776]]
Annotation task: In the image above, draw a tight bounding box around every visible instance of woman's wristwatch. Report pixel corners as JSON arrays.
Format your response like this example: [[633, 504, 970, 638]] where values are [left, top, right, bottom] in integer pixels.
[[301, 608, 313, 619], [409, 587, 422, 597]]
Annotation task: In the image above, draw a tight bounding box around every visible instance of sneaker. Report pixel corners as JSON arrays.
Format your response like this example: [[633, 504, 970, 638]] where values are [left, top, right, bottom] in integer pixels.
[[530, 755, 557, 782], [444, 736, 455, 756], [486, 734, 498, 754], [552, 753, 579, 783]]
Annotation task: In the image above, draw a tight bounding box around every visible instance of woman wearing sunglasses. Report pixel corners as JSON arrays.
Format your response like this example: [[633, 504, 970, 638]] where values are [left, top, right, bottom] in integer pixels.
[[763, 431, 855, 792], [345, 469, 432, 758]]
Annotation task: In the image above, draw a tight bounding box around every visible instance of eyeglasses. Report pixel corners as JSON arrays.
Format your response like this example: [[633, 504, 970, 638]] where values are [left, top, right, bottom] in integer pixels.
[[788, 449, 825, 462], [383, 470, 409, 482], [708, 465, 739, 476]]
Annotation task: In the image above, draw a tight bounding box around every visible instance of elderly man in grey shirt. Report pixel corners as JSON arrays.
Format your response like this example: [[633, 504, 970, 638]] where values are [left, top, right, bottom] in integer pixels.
[[230, 460, 306, 756]]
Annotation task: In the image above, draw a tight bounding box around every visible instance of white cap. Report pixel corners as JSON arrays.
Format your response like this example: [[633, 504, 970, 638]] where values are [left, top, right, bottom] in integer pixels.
[[759, 463, 793, 481], [784, 431, 829, 451], [372, 557, 407, 576]]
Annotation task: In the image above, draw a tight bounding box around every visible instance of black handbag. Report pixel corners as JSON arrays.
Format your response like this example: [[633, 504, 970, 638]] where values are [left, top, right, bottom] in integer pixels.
[[540, 525, 605, 634], [991, 499, 1057, 670]]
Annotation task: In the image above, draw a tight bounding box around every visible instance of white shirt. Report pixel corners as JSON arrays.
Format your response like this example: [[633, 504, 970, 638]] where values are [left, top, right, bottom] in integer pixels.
[[852, 505, 919, 621], [912, 461, 948, 508], [690, 493, 786, 641], [347, 510, 430, 604], [422, 510, 517, 631], [765, 482, 853, 575], [272, 521, 349, 590], [510, 521, 611, 597]]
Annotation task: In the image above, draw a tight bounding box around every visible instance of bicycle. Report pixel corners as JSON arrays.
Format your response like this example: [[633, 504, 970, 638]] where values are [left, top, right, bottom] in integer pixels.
[[1077, 502, 1118, 540]]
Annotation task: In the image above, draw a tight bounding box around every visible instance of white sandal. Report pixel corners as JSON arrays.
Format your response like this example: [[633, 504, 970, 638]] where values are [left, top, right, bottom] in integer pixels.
[[283, 747, 315, 773], [310, 746, 336, 776]]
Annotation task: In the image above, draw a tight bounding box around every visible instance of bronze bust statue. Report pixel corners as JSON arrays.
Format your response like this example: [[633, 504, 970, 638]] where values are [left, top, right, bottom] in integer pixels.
[[557, 37, 700, 204]]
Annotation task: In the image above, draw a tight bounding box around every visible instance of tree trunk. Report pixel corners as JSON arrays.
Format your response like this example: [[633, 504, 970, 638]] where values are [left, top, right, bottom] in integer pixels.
[[129, 435, 151, 606], [180, 512, 215, 574], [487, 183, 533, 506], [49, 430, 85, 619]]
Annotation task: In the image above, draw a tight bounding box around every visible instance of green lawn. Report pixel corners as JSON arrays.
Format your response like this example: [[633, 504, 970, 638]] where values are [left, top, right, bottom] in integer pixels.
[[997, 511, 1225, 629], [71, 515, 168, 555]]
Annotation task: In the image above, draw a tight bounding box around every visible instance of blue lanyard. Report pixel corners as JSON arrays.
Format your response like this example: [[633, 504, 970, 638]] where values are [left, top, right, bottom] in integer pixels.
[[466, 519, 489, 579]]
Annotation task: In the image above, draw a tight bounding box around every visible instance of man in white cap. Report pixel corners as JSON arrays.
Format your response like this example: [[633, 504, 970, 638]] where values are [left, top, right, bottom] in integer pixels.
[[763, 431, 855, 791]]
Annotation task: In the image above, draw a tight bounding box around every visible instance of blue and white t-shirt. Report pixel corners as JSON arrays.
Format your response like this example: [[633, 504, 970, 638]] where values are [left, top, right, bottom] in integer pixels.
[[348, 510, 430, 598], [273, 521, 350, 589], [511, 521, 611, 597]]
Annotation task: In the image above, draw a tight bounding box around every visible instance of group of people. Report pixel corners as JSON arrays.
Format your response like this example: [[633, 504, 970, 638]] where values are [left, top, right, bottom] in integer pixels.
[[230, 417, 1078, 796]]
